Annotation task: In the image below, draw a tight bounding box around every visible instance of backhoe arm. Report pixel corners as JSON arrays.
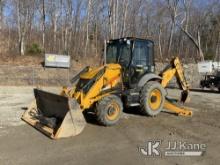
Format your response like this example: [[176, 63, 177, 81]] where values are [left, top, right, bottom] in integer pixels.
[[160, 57, 190, 103], [160, 57, 192, 116]]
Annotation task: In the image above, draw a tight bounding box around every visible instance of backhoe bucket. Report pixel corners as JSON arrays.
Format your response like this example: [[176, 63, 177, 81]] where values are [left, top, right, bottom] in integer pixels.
[[21, 89, 86, 139], [180, 90, 190, 103]]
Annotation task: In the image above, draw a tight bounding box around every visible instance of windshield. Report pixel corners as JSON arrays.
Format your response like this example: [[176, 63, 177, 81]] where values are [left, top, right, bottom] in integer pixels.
[[106, 41, 131, 67]]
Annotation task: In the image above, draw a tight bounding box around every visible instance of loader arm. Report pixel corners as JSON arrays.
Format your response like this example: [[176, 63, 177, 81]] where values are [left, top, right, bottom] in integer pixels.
[[63, 64, 122, 110], [160, 57, 192, 116]]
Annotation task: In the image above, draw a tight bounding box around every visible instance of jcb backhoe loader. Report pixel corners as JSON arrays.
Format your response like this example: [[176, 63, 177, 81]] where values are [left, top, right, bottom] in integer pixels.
[[22, 37, 192, 139]]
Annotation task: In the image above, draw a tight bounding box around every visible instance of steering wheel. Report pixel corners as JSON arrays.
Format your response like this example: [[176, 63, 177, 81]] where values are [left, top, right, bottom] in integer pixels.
[[119, 59, 128, 67]]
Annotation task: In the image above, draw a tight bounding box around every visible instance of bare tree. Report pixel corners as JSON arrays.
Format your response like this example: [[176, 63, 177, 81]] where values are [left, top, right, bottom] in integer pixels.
[[0, 0, 220, 62], [41, 0, 46, 51], [16, 0, 30, 55], [176, 0, 205, 61], [108, 0, 114, 39], [182, 0, 192, 31], [64, 0, 73, 53], [48, 0, 60, 52], [0, 0, 3, 34], [121, 0, 128, 37], [214, 29, 220, 61], [85, 0, 92, 57], [158, 24, 163, 60], [167, 0, 179, 56], [177, 24, 204, 61]]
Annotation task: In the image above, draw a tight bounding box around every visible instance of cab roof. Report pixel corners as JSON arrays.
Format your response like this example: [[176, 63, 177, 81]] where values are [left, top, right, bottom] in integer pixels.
[[108, 37, 154, 43]]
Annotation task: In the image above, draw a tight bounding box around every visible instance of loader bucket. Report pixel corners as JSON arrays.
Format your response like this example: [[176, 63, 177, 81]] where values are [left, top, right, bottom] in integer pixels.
[[21, 89, 86, 139]]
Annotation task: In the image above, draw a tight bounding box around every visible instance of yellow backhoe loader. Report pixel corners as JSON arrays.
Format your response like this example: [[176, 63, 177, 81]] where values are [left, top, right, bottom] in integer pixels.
[[22, 37, 192, 139]]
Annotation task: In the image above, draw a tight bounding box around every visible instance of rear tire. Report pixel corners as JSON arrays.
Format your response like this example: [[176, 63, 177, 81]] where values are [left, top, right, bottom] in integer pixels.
[[96, 95, 123, 126], [140, 81, 165, 116]]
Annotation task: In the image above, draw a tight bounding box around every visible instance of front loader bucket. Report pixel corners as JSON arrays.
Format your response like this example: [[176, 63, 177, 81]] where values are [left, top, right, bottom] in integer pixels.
[[21, 89, 86, 139]]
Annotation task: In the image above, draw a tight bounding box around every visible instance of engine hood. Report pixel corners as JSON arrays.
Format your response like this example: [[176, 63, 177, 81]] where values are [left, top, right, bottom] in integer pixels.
[[80, 64, 121, 79]]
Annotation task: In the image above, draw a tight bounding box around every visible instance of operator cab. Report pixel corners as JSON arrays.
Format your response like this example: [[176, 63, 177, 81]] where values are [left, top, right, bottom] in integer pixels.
[[105, 37, 155, 88]]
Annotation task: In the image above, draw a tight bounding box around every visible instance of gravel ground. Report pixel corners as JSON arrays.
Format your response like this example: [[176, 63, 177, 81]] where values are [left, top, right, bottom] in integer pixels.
[[0, 86, 220, 165]]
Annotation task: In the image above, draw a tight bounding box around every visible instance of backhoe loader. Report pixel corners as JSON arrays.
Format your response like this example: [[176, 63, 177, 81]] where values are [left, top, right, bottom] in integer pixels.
[[22, 37, 192, 139]]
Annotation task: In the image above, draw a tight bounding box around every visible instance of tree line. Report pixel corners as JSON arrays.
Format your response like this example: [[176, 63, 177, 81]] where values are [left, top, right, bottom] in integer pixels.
[[0, 0, 220, 62]]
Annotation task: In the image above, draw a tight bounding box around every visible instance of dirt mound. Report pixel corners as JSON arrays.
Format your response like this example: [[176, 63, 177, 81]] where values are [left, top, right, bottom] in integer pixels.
[[0, 55, 84, 69], [0, 55, 43, 66]]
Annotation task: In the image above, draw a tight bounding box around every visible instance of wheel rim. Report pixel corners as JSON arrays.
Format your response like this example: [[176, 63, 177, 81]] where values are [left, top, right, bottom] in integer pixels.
[[106, 102, 120, 121], [148, 89, 162, 110]]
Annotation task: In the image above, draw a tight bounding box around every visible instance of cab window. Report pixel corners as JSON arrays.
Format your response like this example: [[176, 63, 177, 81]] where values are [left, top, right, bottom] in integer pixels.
[[106, 44, 117, 63], [132, 41, 148, 66], [118, 44, 131, 67]]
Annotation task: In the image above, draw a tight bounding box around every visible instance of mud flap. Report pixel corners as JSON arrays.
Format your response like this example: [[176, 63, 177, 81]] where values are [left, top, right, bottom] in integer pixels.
[[21, 89, 86, 139]]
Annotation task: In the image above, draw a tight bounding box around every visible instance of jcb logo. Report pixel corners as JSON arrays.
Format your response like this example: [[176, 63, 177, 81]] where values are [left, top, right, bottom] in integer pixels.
[[138, 140, 161, 157], [47, 55, 55, 62]]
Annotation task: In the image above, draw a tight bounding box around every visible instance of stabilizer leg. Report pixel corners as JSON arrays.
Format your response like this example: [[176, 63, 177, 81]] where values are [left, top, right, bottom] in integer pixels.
[[164, 99, 193, 117]]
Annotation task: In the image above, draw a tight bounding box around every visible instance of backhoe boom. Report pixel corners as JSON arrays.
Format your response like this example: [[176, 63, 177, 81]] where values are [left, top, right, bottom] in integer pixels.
[[160, 57, 192, 116]]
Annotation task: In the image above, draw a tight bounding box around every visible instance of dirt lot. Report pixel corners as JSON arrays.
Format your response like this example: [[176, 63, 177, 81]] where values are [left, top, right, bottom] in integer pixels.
[[0, 87, 220, 165]]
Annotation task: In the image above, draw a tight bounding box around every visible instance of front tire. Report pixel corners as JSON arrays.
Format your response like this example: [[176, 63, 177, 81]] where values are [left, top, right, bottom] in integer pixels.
[[96, 95, 123, 126], [140, 81, 165, 116]]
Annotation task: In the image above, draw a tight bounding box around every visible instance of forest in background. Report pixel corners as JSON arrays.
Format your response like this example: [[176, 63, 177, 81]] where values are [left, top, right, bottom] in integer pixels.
[[0, 0, 220, 63]]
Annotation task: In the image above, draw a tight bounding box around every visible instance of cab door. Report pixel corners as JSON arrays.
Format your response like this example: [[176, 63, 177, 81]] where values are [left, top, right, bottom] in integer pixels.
[[129, 40, 154, 87]]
